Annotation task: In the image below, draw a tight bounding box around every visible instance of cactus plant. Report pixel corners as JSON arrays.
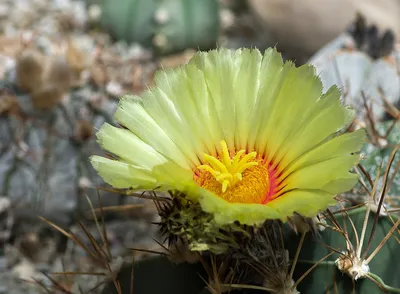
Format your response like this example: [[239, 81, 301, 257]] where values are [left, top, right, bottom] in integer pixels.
[[285, 209, 400, 294], [102, 256, 207, 294], [282, 25, 400, 293], [103, 204, 400, 294], [309, 15, 399, 122], [360, 121, 400, 199], [96, 21, 399, 294], [99, 0, 220, 55]]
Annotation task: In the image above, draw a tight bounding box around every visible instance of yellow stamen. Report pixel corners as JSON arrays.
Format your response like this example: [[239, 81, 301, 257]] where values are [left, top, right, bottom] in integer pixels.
[[197, 140, 259, 192], [197, 165, 219, 177], [216, 173, 233, 181], [222, 180, 229, 193], [203, 154, 228, 173]]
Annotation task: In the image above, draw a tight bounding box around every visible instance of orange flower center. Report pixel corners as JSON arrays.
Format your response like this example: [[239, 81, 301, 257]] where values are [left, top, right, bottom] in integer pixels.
[[193, 140, 276, 204]]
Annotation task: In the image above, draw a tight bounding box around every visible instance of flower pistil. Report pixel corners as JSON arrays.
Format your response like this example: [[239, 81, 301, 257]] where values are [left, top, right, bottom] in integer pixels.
[[197, 140, 258, 192]]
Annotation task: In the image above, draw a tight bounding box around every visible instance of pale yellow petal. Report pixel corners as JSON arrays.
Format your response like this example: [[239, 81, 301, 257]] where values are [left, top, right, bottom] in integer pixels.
[[259, 63, 324, 163], [96, 123, 167, 168], [266, 189, 337, 219], [114, 96, 192, 169], [230, 49, 263, 149], [190, 49, 237, 150], [272, 86, 350, 169], [90, 156, 156, 189], [247, 48, 287, 152], [280, 128, 366, 178], [150, 65, 220, 159], [277, 154, 360, 195], [196, 188, 282, 225]]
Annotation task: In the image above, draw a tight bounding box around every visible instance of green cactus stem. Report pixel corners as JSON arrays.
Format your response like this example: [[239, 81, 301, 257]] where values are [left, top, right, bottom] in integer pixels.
[[100, 0, 220, 55], [286, 208, 400, 294]]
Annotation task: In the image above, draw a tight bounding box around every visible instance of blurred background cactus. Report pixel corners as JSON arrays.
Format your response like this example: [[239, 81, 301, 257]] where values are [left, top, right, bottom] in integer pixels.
[[309, 15, 399, 122], [0, 0, 399, 293], [247, 0, 400, 62], [98, 0, 220, 55]]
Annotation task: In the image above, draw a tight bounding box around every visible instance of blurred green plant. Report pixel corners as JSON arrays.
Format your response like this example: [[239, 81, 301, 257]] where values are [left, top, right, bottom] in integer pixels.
[[100, 0, 220, 55]]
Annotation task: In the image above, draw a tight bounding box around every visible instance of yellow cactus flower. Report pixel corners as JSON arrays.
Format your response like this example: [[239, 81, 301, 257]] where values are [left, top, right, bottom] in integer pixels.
[[90, 48, 365, 226]]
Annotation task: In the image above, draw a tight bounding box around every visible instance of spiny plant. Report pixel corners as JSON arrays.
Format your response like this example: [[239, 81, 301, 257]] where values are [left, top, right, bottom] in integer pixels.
[[33, 191, 140, 294], [285, 148, 400, 293], [98, 112, 399, 294], [37, 44, 399, 294]]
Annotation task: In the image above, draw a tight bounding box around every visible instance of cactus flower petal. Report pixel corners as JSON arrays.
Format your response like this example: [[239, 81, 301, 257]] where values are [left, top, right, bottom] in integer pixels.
[[91, 48, 365, 225]]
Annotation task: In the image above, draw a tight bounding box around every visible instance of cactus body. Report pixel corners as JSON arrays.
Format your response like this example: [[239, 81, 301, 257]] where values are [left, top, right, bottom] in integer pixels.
[[309, 33, 400, 122], [100, 0, 220, 55], [286, 210, 400, 294]]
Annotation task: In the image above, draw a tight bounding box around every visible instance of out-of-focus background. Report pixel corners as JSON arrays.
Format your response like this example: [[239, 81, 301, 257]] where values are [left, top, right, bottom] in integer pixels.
[[0, 0, 399, 293]]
